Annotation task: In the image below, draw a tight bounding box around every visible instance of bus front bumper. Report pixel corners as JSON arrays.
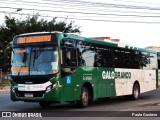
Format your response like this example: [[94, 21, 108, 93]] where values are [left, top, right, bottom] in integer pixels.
[[10, 81, 62, 102]]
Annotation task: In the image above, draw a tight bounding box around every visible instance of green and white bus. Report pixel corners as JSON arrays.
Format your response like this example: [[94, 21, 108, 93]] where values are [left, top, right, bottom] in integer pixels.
[[10, 32, 158, 107]]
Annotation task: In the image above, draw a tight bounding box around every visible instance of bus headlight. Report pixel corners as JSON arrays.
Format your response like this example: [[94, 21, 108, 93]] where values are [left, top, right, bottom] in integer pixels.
[[46, 82, 59, 93], [52, 82, 58, 89], [46, 85, 52, 93]]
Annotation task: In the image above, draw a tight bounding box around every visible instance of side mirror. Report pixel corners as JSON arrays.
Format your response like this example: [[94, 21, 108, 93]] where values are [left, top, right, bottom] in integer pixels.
[[62, 68, 76, 73]]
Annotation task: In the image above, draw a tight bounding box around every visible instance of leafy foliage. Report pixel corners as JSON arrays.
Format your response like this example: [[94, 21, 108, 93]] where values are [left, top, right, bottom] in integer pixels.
[[0, 15, 81, 72]]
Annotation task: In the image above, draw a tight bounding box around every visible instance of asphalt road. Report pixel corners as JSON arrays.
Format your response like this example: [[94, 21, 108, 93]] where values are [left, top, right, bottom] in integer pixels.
[[0, 88, 160, 120]]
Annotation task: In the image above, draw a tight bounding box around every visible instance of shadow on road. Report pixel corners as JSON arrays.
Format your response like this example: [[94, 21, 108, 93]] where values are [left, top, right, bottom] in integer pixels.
[[22, 92, 155, 111]]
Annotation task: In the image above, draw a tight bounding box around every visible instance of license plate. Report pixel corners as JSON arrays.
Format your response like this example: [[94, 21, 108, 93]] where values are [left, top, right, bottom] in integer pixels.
[[24, 93, 33, 98]]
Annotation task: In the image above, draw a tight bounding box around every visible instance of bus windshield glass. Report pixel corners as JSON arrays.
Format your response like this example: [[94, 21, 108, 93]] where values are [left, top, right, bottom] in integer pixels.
[[11, 46, 58, 76]]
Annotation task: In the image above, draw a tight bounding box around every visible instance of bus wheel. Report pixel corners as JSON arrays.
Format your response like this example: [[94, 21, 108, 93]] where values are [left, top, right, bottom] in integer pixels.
[[132, 84, 140, 100], [39, 101, 51, 108], [77, 86, 89, 108]]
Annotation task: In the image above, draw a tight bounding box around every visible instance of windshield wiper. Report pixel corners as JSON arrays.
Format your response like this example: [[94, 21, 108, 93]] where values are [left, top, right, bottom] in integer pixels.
[[33, 45, 46, 67]]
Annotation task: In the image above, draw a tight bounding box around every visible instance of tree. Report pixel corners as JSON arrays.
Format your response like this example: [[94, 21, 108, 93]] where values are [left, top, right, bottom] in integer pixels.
[[0, 15, 81, 72]]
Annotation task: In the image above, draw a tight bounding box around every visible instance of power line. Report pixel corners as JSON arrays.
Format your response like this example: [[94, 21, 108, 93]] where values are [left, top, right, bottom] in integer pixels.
[[1, 0, 160, 16], [1, 0, 160, 24], [111, 0, 160, 5], [1, 0, 160, 11], [1, 0, 160, 20], [41, 0, 160, 11], [1, 11, 160, 24], [1, 6, 160, 18]]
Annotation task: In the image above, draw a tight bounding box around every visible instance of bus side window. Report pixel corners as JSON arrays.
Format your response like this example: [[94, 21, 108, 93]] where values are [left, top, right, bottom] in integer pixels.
[[95, 45, 103, 67], [150, 53, 157, 69], [95, 45, 114, 68], [76, 41, 95, 67], [139, 52, 150, 69], [62, 47, 77, 67]]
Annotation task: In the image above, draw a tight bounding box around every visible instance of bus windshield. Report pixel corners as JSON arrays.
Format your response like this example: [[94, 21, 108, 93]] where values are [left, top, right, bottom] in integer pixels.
[[11, 46, 58, 76]]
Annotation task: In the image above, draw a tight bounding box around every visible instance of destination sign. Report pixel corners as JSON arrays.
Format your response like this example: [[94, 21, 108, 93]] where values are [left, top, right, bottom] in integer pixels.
[[18, 35, 51, 44], [12, 67, 29, 73]]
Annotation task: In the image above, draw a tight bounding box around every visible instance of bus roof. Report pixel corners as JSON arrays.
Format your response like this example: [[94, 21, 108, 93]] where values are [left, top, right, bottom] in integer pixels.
[[14, 31, 63, 37], [64, 33, 156, 54]]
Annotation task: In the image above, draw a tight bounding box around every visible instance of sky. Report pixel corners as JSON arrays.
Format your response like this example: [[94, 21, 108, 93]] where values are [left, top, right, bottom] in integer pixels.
[[0, 0, 160, 48]]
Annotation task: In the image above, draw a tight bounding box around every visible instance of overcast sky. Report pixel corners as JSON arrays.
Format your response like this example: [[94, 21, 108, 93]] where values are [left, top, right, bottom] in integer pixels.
[[0, 0, 160, 48]]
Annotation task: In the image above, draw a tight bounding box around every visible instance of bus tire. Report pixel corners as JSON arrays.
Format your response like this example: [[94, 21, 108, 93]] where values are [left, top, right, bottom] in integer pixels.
[[131, 83, 140, 100], [77, 86, 89, 108], [39, 101, 51, 108]]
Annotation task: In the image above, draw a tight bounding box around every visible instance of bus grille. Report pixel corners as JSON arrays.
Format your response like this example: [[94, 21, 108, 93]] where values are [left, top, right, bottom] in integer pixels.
[[15, 90, 45, 98]]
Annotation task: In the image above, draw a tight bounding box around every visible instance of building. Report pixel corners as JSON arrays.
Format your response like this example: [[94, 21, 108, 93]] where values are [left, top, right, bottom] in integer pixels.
[[90, 36, 120, 42]]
